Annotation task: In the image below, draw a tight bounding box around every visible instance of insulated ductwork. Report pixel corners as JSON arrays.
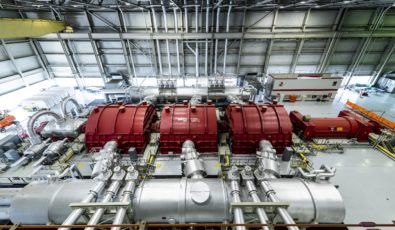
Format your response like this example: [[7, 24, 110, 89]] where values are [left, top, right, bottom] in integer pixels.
[[60, 97, 83, 119], [27, 110, 62, 144]]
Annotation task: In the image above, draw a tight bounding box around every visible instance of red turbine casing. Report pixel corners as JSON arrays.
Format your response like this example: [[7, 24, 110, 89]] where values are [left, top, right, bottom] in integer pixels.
[[226, 102, 293, 154], [290, 110, 373, 142], [85, 103, 156, 153], [160, 104, 218, 154]]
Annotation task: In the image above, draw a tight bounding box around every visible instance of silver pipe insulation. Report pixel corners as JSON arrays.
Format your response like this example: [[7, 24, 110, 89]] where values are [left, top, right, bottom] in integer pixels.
[[91, 141, 118, 178], [0, 207, 10, 220], [111, 181, 136, 230], [32, 138, 68, 167], [297, 165, 336, 182], [60, 97, 83, 119], [85, 180, 122, 230], [173, 7, 181, 75], [0, 188, 21, 206], [245, 180, 270, 230], [11, 138, 51, 168], [260, 181, 299, 230], [230, 180, 246, 230], [58, 181, 107, 230], [27, 110, 62, 145], [150, 2, 163, 76], [60, 141, 119, 230], [58, 164, 83, 179], [223, 0, 232, 74], [182, 140, 206, 179], [161, 0, 172, 75], [111, 166, 139, 230]]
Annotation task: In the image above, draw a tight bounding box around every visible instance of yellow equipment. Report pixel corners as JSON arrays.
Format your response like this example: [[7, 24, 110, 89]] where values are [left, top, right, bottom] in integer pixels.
[[0, 18, 66, 39]]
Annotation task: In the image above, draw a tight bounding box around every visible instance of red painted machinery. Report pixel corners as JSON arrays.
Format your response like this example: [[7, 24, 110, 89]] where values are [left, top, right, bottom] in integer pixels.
[[289, 110, 373, 142], [226, 102, 293, 154], [85, 103, 156, 153], [160, 103, 218, 154]]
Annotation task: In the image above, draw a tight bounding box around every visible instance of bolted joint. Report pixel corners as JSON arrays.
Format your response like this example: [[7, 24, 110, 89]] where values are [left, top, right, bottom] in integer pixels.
[[240, 165, 254, 185], [254, 166, 266, 181], [111, 166, 126, 181], [125, 166, 139, 180], [227, 165, 241, 181]]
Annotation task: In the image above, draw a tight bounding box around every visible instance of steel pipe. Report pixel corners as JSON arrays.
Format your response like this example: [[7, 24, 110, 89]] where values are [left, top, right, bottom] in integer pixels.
[[58, 181, 107, 230], [260, 181, 299, 230], [246, 180, 270, 230], [182, 140, 206, 178], [85, 180, 122, 230], [111, 166, 138, 230], [27, 110, 62, 144], [230, 180, 246, 230], [60, 97, 83, 119]]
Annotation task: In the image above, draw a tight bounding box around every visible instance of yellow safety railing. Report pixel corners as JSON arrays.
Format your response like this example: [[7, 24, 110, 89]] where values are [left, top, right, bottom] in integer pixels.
[[345, 100, 395, 130]]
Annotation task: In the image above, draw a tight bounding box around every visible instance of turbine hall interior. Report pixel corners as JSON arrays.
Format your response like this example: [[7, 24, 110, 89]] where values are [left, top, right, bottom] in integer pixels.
[[0, 0, 395, 229]]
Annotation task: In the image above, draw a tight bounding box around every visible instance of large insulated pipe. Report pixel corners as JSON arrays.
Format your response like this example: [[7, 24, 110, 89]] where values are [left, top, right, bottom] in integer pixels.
[[228, 166, 246, 230], [173, 6, 181, 75], [255, 140, 298, 230], [150, 1, 163, 76], [91, 141, 118, 178], [161, 0, 172, 75], [85, 168, 123, 230], [260, 181, 299, 230], [0, 188, 21, 206], [182, 140, 206, 179], [0, 207, 10, 220], [27, 110, 62, 144], [205, 0, 210, 76], [297, 165, 336, 182], [58, 181, 107, 230], [59, 141, 118, 230], [213, 5, 221, 74], [111, 166, 139, 230], [223, 0, 232, 74], [60, 97, 83, 119], [10, 138, 50, 168], [257, 140, 280, 179], [32, 138, 68, 167]]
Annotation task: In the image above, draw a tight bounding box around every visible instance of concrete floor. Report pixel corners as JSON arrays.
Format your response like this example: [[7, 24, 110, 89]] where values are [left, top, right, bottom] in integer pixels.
[[283, 89, 395, 229]]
